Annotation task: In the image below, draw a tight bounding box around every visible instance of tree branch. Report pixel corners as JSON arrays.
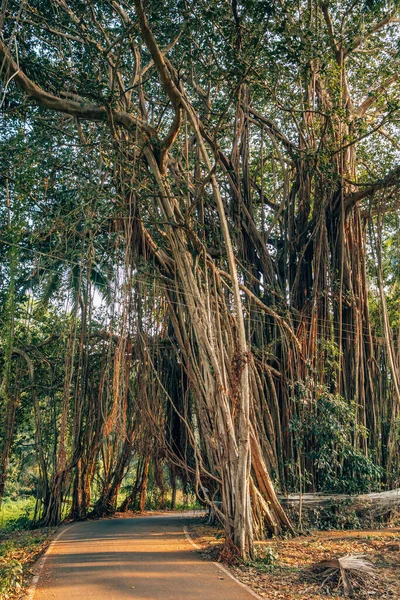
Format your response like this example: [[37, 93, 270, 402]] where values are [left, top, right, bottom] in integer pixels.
[[355, 75, 398, 118], [247, 107, 298, 152], [321, 3, 341, 63], [0, 38, 155, 136], [345, 14, 400, 57], [344, 165, 400, 208], [133, 0, 182, 174]]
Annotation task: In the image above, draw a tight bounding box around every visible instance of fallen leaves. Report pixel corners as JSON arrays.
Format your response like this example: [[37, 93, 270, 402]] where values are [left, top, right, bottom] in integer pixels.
[[190, 523, 400, 599], [0, 528, 53, 600]]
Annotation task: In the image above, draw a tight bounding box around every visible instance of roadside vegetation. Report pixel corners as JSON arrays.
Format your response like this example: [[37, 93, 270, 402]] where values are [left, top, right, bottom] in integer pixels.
[[0, 498, 35, 532], [0, 512, 52, 600]]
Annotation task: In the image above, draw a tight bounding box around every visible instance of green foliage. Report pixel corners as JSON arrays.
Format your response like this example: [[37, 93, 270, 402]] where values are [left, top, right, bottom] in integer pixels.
[[290, 383, 383, 494], [0, 498, 36, 532], [260, 545, 279, 566], [0, 0, 399, 535], [249, 546, 279, 572], [305, 500, 363, 531]]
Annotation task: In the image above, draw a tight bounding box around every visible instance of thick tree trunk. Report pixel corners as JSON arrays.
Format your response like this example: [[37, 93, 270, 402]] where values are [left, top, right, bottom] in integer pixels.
[[91, 437, 134, 518]]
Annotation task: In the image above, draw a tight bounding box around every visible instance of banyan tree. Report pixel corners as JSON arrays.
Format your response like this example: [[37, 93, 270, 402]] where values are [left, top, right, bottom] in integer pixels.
[[1, 0, 400, 559]]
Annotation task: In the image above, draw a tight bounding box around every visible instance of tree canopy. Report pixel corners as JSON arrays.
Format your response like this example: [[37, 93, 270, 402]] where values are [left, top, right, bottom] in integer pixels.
[[1, 0, 400, 558]]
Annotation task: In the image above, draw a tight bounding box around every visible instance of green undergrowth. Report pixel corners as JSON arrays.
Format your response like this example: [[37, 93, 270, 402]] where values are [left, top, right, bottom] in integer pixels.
[[0, 528, 53, 600], [0, 498, 53, 600], [247, 545, 280, 572], [0, 498, 36, 532]]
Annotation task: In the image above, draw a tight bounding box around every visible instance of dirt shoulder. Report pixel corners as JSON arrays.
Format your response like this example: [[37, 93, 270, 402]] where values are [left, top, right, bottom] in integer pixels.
[[188, 523, 400, 599], [0, 527, 54, 600]]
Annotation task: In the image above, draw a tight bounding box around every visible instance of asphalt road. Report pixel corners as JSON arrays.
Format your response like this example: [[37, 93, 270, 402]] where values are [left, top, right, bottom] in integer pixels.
[[32, 513, 258, 600]]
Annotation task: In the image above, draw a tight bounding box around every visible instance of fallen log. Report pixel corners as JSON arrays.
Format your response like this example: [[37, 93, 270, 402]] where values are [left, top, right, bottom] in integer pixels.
[[279, 488, 400, 509], [279, 489, 400, 529]]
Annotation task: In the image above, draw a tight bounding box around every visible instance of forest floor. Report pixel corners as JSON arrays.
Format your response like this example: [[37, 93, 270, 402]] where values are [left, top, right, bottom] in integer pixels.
[[0, 527, 53, 599], [188, 523, 400, 599]]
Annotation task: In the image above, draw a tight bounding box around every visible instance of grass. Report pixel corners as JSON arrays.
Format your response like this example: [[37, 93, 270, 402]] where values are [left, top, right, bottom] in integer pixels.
[[0, 497, 36, 532], [0, 498, 53, 600]]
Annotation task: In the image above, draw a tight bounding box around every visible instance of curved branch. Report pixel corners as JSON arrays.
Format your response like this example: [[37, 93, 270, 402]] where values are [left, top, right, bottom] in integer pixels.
[[345, 14, 400, 57], [133, 0, 182, 174], [0, 38, 154, 136], [344, 165, 400, 208], [248, 107, 298, 152], [355, 75, 398, 118]]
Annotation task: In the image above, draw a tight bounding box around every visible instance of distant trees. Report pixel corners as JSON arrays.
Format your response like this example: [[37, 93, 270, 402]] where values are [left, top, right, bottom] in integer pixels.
[[1, 0, 400, 557]]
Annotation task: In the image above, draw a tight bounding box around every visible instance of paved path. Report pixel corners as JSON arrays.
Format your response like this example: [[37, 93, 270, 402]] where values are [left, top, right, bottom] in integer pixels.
[[32, 513, 258, 600]]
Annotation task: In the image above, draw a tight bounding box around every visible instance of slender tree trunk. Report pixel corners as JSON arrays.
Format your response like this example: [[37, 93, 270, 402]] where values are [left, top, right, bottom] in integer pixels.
[[139, 454, 150, 513]]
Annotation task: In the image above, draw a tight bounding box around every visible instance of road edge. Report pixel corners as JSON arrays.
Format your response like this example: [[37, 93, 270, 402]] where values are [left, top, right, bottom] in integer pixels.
[[183, 525, 264, 600], [24, 523, 78, 600]]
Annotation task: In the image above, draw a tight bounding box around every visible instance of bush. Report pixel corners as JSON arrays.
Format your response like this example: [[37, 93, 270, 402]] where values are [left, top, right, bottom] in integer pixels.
[[289, 382, 383, 494], [0, 497, 36, 531]]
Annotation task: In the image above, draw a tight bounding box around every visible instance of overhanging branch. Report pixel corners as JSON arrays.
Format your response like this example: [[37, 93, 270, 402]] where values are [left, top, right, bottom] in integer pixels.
[[344, 165, 400, 208], [0, 37, 154, 137]]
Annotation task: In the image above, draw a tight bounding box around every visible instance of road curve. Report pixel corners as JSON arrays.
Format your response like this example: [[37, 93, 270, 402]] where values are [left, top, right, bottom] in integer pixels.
[[31, 513, 258, 600]]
